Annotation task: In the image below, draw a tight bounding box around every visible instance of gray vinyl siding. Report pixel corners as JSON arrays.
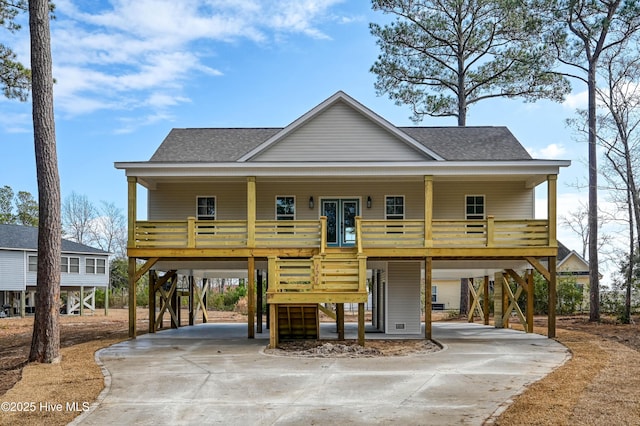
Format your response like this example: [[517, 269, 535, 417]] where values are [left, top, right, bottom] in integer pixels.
[[147, 179, 534, 221], [386, 262, 421, 334], [252, 102, 428, 162], [0, 250, 25, 291]]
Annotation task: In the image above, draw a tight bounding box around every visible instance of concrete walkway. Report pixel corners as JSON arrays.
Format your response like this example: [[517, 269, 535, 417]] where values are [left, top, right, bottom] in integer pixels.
[[73, 323, 568, 425]]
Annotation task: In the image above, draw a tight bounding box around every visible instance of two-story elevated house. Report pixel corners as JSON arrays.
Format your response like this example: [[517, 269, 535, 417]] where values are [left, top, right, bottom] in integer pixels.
[[115, 92, 570, 347]]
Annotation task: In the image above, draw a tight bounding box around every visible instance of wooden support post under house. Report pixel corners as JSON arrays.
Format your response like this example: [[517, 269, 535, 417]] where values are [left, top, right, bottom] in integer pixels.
[[358, 303, 365, 346], [149, 270, 157, 333], [20, 291, 25, 318], [527, 269, 534, 333], [337, 303, 345, 340], [425, 257, 432, 340], [79, 286, 84, 316], [493, 271, 503, 328], [104, 284, 109, 316], [468, 278, 473, 322], [483, 275, 490, 325], [257, 270, 263, 334], [248, 257, 255, 339], [269, 303, 278, 348], [503, 275, 510, 329], [128, 257, 137, 338], [548, 256, 557, 338], [189, 275, 195, 326], [202, 278, 208, 324], [171, 276, 179, 329]]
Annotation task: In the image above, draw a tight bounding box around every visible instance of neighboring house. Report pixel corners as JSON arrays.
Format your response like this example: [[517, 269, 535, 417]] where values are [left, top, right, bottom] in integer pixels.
[[115, 91, 570, 345], [557, 241, 590, 312], [0, 224, 110, 317]]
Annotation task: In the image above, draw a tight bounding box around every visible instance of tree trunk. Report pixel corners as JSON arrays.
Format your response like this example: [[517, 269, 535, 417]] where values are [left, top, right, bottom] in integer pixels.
[[588, 63, 600, 322], [28, 0, 61, 364]]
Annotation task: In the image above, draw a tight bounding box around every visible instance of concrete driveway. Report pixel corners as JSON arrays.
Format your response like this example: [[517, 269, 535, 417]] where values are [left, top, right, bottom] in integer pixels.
[[73, 322, 568, 425]]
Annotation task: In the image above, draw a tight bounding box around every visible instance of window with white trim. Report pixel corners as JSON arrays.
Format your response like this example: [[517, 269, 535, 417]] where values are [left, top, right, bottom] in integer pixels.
[[432, 285, 438, 303], [196, 196, 216, 220], [465, 195, 485, 220], [385, 196, 405, 220], [61, 256, 80, 273], [86, 258, 106, 274], [28, 255, 37, 272], [465, 195, 485, 233], [275, 196, 295, 221]]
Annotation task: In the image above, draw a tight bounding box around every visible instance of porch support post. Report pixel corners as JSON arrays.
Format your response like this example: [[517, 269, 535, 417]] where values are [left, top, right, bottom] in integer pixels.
[[128, 257, 137, 338], [189, 275, 195, 326], [269, 303, 278, 348], [337, 303, 345, 340], [257, 270, 263, 334], [248, 257, 255, 338], [357, 303, 365, 346], [548, 256, 557, 338], [425, 257, 432, 340], [424, 176, 433, 247], [20, 290, 25, 317], [171, 275, 179, 329], [247, 177, 256, 248], [79, 286, 84, 316], [527, 269, 534, 333], [483, 275, 490, 325], [127, 177, 137, 248], [548, 175, 558, 248], [104, 283, 109, 316], [493, 272, 503, 328], [149, 270, 157, 333]]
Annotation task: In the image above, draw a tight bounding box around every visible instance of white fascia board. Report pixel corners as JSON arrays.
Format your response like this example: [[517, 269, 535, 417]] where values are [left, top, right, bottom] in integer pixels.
[[115, 160, 570, 179]]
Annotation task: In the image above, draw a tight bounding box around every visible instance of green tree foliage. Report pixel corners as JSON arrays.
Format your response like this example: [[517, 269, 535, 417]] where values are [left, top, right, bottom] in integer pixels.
[[109, 257, 129, 290], [0, 185, 38, 225], [531, 272, 584, 315], [0, 185, 15, 223], [370, 0, 570, 125], [16, 190, 38, 226], [0, 0, 31, 100]]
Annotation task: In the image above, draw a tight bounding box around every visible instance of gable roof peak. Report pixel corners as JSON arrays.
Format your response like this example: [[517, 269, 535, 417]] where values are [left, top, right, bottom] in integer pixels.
[[237, 91, 444, 162]]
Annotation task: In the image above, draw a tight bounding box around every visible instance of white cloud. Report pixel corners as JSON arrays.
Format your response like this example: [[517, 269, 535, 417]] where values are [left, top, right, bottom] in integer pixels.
[[563, 90, 588, 110], [526, 143, 567, 159], [43, 0, 347, 131]]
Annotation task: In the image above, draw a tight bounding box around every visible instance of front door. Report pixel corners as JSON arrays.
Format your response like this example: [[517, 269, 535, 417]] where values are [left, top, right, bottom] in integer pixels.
[[321, 199, 359, 247]]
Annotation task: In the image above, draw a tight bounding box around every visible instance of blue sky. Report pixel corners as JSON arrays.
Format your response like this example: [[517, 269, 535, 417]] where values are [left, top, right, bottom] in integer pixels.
[[1, 1, 596, 252]]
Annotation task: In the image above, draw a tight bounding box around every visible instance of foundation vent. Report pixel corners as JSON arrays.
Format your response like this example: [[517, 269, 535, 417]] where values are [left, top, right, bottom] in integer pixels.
[[394, 323, 406, 330]]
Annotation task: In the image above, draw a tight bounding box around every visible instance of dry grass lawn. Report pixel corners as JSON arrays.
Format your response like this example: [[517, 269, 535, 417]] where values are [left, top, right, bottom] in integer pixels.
[[1, 311, 639, 425]]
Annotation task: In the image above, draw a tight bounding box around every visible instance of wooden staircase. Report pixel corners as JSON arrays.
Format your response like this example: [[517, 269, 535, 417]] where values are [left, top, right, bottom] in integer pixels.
[[277, 304, 319, 340]]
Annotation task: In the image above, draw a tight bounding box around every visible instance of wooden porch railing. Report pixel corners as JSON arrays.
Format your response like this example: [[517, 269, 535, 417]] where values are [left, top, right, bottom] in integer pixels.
[[132, 216, 550, 250], [267, 254, 366, 294]]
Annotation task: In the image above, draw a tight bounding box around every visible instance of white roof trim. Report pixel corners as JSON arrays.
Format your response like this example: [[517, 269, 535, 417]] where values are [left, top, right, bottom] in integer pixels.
[[236, 91, 445, 162], [116, 160, 570, 179]]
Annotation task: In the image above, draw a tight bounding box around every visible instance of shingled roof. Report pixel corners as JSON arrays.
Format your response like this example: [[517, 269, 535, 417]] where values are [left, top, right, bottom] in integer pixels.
[[0, 224, 109, 254], [149, 126, 531, 162]]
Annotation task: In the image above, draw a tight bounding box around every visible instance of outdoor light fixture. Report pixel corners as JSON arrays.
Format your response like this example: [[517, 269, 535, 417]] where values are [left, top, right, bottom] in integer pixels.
[[309, 196, 314, 209], [367, 196, 372, 209]]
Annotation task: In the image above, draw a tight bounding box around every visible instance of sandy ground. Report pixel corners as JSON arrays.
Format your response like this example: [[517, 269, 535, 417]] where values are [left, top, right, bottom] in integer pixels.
[[0, 310, 639, 425]]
